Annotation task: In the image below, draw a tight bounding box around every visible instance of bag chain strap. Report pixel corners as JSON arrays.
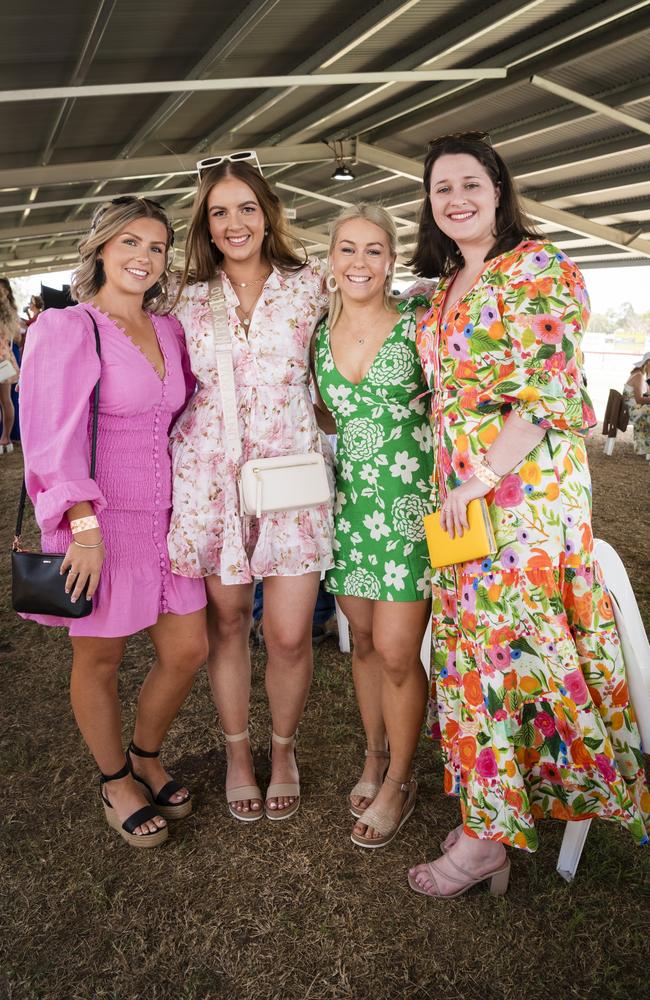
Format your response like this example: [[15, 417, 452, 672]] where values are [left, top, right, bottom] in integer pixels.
[[13, 310, 102, 552]]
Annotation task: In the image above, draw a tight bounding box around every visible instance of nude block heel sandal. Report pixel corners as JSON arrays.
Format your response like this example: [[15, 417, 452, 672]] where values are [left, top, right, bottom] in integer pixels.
[[127, 741, 192, 820], [265, 732, 300, 821], [349, 748, 390, 818], [224, 729, 263, 823], [100, 760, 168, 848], [407, 854, 511, 898]]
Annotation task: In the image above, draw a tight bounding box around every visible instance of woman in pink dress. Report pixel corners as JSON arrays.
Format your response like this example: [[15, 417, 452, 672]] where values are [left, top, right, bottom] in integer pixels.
[[169, 155, 333, 822], [19, 197, 208, 848]]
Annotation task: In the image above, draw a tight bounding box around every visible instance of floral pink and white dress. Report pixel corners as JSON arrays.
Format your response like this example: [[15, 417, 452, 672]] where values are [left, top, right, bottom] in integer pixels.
[[168, 261, 334, 584]]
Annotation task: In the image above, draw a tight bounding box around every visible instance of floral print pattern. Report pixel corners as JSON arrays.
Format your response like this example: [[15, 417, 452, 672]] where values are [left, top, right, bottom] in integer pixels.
[[623, 384, 650, 456], [168, 262, 335, 584], [417, 241, 649, 849], [314, 298, 433, 602]]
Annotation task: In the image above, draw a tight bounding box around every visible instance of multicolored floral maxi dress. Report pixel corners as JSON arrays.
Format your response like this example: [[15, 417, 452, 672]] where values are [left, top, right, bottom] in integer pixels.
[[416, 240, 649, 850]]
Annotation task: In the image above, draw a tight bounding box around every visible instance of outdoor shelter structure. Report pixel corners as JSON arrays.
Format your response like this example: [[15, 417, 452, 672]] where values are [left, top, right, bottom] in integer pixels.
[[1, 0, 650, 278]]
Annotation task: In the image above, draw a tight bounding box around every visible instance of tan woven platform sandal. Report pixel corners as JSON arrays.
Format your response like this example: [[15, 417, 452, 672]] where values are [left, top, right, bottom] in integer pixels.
[[265, 732, 300, 821], [350, 775, 417, 849], [349, 748, 390, 818], [224, 729, 263, 823]]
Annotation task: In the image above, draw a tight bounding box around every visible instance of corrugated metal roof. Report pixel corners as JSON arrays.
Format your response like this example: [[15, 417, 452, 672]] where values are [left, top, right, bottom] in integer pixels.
[[1, 0, 649, 274]]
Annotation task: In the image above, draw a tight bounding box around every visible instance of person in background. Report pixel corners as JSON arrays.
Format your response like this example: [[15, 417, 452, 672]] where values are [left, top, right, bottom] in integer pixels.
[[19, 197, 207, 848], [169, 154, 333, 823], [312, 203, 433, 849], [0, 278, 20, 453], [409, 131, 648, 898], [623, 352, 650, 458]]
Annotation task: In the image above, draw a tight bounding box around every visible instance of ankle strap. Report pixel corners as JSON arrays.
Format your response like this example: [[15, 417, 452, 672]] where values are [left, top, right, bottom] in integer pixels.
[[128, 740, 160, 759], [99, 759, 130, 784], [271, 731, 297, 745], [385, 774, 412, 792], [224, 729, 249, 743], [365, 748, 390, 759]]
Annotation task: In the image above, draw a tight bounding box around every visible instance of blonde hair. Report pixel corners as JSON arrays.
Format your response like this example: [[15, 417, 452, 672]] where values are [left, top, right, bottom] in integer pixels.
[[0, 280, 20, 338], [71, 197, 175, 314], [176, 160, 307, 298], [327, 203, 398, 329]]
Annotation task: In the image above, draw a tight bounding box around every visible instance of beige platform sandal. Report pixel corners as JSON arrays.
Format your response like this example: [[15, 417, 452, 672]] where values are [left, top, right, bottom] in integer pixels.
[[224, 729, 263, 823], [265, 732, 300, 821], [349, 748, 390, 818], [350, 775, 417, 849]]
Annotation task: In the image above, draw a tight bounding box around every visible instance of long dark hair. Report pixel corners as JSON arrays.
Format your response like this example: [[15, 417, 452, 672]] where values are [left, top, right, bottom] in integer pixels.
[[408, 131, 538, 278], [178, 161, 307, 295]]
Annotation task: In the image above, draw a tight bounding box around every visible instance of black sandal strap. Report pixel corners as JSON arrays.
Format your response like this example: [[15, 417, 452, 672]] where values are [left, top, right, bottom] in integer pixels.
[[128, 740, 160, 759], [99, 759, 130, 784], [153, 779, 188, 806], [122, 804, 164, 835]]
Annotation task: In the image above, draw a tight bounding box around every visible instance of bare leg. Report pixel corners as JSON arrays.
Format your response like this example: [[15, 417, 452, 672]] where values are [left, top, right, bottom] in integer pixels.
[[70, 635, 165, 836], [0, 383, 15, 445], [352, 599, 430, 841], [262, 571, 320, 813], [205, 576, 261, 817], [337, 595, 388, 812], [128, 609, 208, 802]]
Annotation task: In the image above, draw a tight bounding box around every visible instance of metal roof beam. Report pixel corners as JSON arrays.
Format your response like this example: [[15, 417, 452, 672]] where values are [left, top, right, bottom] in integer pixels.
[[513, 135, 650, 180], [0, 143, 355, 192], [0, 189, 196, 216], [354, 0, 650, 140], [0, 70, 507, 105], [527, 168, 650, 201], [530, 76, 650, 139], [269, 0, 542, 145], [275, 180, 414, 228]]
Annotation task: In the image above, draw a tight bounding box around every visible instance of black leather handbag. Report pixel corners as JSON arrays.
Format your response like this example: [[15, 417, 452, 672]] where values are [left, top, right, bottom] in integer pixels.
[[12, 311, 101, 618]]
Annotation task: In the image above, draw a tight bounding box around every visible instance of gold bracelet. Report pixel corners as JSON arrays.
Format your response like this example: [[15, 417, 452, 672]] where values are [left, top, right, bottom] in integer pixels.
[[70, 515, 99, 534], [72, 538, 104, 549]]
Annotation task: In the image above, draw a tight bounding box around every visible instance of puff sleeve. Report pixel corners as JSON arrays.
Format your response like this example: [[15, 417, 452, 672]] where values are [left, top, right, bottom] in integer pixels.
[[488, 245, 596, 435], [19, 307, 106, 534]]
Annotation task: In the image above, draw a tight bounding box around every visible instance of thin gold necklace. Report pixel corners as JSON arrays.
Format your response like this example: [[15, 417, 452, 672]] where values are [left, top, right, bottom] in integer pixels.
[[223, 270, 270, 288]]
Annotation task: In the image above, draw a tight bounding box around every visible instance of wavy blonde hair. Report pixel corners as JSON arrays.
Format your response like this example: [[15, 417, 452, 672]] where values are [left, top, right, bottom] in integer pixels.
[[71, 198, 175, 314], [327, 203, 398, 329], [0, 279, 20, 338]]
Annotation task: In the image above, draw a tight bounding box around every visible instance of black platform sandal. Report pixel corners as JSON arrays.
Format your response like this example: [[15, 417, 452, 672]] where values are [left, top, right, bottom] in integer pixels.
[[127, 741, 193, 820], [100, 760, 168, 848]]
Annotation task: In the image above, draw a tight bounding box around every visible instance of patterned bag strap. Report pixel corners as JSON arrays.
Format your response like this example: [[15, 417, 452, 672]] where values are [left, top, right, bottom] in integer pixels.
[[207, 278, 242, 464]]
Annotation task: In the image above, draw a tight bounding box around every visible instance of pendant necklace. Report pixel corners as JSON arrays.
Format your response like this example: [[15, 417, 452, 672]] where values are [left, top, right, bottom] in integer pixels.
[[223, 271, 270, 289]]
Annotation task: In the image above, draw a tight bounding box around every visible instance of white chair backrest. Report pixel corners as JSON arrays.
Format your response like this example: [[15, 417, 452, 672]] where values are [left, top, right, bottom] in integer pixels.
[[594, 539, 650, 748]]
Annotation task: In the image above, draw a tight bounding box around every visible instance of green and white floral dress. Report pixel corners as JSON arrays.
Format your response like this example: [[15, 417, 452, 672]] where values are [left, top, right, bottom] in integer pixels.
[[314, 297, 433, 602]]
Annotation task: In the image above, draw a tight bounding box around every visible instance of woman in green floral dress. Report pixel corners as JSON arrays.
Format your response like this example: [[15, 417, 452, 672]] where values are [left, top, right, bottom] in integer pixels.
[[312, 204, 433, 849]]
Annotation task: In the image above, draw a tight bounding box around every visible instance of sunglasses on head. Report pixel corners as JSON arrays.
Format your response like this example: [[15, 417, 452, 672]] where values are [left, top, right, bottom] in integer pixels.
[[91, 196, 174, 244], [195, 150, 262, 179], [427, 130, 492, 149]]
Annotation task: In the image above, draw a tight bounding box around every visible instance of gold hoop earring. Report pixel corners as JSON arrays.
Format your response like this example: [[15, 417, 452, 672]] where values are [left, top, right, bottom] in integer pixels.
[[326, 273, 338, 293]]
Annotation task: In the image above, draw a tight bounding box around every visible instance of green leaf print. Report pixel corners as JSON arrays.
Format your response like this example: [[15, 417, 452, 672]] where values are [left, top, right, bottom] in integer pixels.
[[493, 380, 521, 395], [583, 737, 604, 751], [477, 731, 491, 746], [545, 732, 562, 761], [487, 685, 505, 715], [511, 637, 538, 657], [469, 331, 498, 353], [521, 327, 535, 349], [561, 335, 575, 360], [535, 343, 557, 360]]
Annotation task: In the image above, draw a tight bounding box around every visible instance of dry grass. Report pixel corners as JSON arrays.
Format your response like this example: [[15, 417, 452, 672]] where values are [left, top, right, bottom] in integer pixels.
[[1, 435, 648, 1000]]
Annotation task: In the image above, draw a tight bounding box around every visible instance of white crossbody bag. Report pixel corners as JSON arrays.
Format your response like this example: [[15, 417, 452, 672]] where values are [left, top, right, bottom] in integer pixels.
[[208, 280, 330, 518]]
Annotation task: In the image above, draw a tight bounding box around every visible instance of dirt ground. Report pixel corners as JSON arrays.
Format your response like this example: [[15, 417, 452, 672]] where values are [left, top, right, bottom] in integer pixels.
[[1, 433, 648, 1000]]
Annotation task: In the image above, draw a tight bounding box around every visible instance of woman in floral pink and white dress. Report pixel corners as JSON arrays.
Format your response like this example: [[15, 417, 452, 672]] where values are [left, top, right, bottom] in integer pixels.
[[169, 155, 333, 823]]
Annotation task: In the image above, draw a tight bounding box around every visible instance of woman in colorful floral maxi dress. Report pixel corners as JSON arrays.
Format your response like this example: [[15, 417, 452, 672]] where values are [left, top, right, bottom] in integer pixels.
[[408, 132, 649, 898]]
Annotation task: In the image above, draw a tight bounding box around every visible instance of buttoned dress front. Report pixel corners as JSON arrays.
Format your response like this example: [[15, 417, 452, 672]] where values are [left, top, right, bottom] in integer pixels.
[[19, 304, 206, 637], [168, 262, 334, 584]]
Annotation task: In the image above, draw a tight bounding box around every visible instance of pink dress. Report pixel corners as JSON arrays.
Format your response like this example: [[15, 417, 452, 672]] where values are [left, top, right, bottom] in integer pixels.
[[168, 262, 334, 584], [19, 303, 206, 637]]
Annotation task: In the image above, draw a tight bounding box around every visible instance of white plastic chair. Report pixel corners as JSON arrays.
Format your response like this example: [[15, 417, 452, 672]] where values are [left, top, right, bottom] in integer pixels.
[[334, 599, 432, 678], [556, 538, 650, 881]]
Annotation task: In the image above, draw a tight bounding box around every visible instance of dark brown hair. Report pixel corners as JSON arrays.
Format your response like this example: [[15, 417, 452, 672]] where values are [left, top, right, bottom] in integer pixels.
[[177, 161, 307, 294], [408, 132, 538, 277]]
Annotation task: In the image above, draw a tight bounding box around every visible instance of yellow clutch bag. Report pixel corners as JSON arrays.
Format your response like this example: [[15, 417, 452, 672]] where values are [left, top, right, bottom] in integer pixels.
[[423, 498, 497, 569]]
